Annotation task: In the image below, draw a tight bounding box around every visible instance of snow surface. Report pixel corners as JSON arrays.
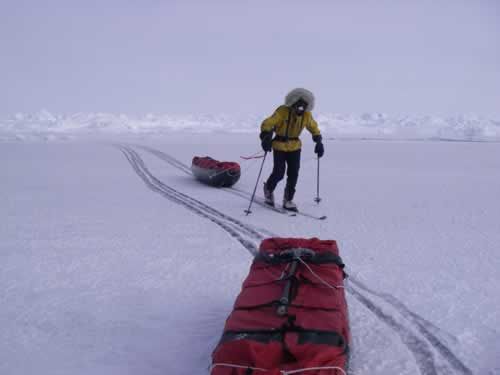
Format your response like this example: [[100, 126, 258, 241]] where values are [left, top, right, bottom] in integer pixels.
[[1, 129, 500, 374]]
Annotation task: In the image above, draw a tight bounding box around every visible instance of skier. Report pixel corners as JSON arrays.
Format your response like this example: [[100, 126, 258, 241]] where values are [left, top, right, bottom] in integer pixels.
[[260, 88, 324, 212]]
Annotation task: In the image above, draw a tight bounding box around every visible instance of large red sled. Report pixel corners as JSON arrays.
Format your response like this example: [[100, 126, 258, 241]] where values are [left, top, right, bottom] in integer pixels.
[[191, 156, 241, 188], [211, 238, 350, 375]]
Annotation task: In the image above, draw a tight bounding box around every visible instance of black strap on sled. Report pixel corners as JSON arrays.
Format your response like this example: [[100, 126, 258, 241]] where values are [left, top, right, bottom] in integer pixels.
[[219, 328, 348, 350], [297, 329, 346, 348], [219, 330, 283, 345], [255, 248, 345, 269]]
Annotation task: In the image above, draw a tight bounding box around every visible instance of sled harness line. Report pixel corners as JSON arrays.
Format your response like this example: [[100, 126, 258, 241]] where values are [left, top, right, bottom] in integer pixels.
[[210, 363, 346, 375], [284, 367, 346, 375], [240, 151, 266, 160], [296, 257, 346, 290]]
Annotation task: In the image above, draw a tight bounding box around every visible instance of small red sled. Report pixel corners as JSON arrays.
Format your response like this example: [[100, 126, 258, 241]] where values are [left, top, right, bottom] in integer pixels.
[[211, 237, 350, 375], [191, 156, 241, 188]]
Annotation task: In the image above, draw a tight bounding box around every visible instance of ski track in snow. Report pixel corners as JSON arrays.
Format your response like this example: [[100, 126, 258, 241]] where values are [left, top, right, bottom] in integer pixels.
[[348, 279, 472, 375], [135, 144, 193, 176], [117, 143, 473, 375], [117, 145, 261, 255]]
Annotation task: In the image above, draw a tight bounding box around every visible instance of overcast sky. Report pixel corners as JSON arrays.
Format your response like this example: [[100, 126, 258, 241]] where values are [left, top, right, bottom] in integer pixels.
[[1, 0, 499, 116]]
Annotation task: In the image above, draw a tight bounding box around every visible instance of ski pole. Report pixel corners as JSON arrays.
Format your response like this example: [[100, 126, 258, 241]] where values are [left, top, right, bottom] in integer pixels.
[[245, 152, 268, 215], [314, 157, 321, 204]]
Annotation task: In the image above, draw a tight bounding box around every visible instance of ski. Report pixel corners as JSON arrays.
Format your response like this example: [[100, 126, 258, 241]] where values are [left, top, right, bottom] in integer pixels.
[[230, 188, 325, 220], [246, 197, 297, 217], [257, 199, 297, 216], [269, 205, 298, 217], [244, 206, 296, 217], [247, 197, 327, 220], [245, 204, 325, 220], [259, 200, 327, 220], [296, 211, 327, 221]]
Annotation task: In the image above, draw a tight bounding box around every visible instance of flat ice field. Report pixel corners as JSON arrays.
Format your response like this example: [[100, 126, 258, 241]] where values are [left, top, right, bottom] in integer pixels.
[[1, 133, 499, 374]]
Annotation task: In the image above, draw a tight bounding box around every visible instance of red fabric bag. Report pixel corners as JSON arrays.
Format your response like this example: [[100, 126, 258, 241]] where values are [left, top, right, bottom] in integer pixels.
[[211, 238, 350, 375]]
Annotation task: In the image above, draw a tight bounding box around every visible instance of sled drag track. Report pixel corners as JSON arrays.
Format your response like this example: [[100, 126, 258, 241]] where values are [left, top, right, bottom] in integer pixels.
[[118, 143, 473, 375], [117, 144, 262, 255]]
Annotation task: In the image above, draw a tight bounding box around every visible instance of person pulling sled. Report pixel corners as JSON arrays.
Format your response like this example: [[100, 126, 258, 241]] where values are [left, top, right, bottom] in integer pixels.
[[260, 88, 324, 212]]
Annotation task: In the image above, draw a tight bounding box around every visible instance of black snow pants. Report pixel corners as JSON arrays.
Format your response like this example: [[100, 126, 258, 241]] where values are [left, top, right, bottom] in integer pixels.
[[265, 149, 301, 201]]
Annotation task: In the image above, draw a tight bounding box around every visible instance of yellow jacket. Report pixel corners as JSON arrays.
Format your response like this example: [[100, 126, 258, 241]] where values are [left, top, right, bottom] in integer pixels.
[[261, 105, 321, 152]]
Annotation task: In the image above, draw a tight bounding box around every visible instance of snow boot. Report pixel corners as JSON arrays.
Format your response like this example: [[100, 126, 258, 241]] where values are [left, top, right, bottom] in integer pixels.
[[283, 199, 298, 212], [283, 185, 298, 212], [263, 182, 275, 207]]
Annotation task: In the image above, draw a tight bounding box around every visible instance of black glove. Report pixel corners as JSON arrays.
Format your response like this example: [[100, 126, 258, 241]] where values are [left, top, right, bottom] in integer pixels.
[[260, 131, 273, 152], [314, 142, 324, 158], [312, 134, 324, 158]]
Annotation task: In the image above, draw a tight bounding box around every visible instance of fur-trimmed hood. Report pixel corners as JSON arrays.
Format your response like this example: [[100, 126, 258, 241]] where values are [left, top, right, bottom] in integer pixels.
[[285, 88, 315, 111]]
